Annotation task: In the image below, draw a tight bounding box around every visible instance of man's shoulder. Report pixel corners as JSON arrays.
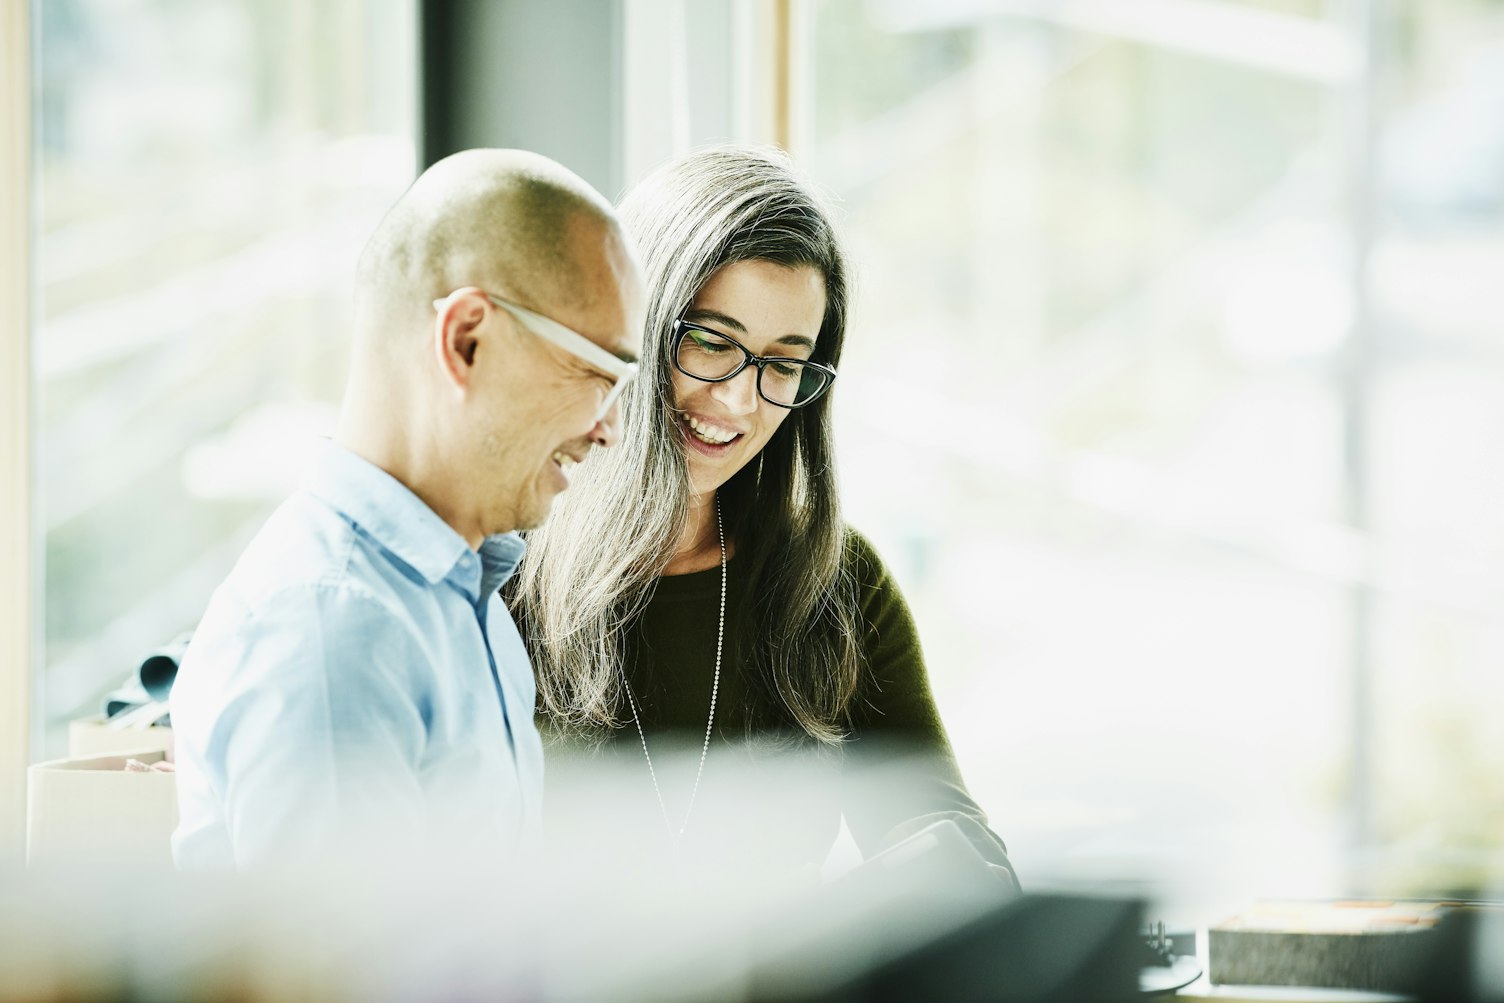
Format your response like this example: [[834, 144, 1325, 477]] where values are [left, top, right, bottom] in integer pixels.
[[176, 494, 433, 707], [207, 490, 418, 628], [216, 491, 350, 590]]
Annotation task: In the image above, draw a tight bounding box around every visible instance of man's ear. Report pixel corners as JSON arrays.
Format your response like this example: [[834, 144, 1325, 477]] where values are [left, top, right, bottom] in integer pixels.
[[434, 288, 487, 393]]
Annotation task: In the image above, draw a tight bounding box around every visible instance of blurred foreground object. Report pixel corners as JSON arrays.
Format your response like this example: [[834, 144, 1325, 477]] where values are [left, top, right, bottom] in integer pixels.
[[751, 892, 1143, 1003], [1209, 899, 1485, 992], [1410, 904, 1504, 1003], [0, 812, 1139, 1001], [744, 818, 1129, 1001]]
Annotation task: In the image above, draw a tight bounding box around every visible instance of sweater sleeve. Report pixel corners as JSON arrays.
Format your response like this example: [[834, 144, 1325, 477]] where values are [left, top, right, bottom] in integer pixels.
[[839, 530, 1016, 878]]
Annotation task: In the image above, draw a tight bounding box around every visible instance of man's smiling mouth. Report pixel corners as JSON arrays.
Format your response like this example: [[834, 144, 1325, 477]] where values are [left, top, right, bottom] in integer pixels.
[[551, 450, 580, 483]]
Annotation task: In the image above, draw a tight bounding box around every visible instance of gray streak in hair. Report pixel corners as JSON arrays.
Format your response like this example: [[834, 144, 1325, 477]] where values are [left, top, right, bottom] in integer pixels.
[[512, 145, 858, 746]]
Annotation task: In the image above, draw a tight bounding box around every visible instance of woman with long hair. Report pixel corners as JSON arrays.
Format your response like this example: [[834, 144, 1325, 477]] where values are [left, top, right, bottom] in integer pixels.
[[513, 145, 1015, 882]]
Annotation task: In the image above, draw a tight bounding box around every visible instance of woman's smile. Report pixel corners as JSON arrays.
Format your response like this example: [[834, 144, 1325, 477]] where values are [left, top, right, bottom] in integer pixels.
[[678, 414, 742, 461], [682, 412, 743, 446]]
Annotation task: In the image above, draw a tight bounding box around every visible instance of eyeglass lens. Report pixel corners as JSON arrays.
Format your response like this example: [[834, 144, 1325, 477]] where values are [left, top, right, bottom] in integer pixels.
[[676, 327, 829, 407]]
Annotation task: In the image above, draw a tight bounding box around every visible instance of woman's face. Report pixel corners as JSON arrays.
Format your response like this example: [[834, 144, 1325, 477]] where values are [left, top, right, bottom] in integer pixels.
[[670, 259, 827, 499]]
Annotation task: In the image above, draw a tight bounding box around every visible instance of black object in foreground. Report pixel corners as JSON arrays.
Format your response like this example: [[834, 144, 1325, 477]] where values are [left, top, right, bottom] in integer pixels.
[[746, 819, 1142, 1002]]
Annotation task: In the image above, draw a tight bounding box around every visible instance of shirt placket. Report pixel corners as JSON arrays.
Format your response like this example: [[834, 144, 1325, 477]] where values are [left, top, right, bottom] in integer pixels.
[[454, 554, 519, 759]]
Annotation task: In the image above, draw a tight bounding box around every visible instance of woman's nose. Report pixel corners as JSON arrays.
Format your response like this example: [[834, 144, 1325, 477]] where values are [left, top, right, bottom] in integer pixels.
[[709, 365, 759, 414]]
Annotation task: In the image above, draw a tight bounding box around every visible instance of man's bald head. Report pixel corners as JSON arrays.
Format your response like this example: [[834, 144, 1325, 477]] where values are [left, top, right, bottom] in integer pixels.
[[354, 149, 623, 345], [336, 149, 644, 543]]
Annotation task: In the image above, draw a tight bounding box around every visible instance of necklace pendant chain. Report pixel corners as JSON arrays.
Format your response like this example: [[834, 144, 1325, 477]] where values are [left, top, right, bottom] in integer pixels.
[[624, 498, 725, 847]]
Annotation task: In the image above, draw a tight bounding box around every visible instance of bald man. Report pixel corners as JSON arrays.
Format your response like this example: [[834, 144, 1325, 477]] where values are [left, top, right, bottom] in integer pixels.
[[170, 150, 644, 869]]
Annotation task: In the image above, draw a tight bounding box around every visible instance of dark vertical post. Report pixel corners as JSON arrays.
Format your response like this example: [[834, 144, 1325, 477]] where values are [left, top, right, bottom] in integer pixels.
[[419, 0, 624, 198]]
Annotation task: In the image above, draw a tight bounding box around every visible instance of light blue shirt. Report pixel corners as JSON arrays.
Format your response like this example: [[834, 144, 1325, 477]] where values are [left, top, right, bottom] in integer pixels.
[[171, 439, 544, 869]]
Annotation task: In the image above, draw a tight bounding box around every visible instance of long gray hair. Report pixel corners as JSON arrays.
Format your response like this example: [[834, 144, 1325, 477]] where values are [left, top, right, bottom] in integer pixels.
[[512, 145, 858, 745]]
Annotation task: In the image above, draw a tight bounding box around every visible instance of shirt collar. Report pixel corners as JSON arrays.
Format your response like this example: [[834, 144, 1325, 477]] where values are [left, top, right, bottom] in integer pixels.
[[304, 439, 525, 594], [478, 532, 527, 598]]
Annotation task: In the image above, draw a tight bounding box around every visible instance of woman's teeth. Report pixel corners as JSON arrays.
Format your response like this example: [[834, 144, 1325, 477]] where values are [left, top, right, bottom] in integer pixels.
[[552, 451, 578, 480], [686, 415, 738, 445]]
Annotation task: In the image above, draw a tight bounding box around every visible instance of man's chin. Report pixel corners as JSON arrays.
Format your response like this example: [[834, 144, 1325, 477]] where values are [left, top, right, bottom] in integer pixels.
[[512, 496, 557, 533]]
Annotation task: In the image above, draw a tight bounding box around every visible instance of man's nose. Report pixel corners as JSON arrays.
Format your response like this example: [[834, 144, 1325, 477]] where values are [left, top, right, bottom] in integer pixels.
[[709, 366, 759, 415]]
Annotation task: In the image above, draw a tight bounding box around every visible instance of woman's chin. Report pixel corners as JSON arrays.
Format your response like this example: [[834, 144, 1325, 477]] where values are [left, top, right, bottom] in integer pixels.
[[685, 448, 742, 497], [679, 417, 748, 486]]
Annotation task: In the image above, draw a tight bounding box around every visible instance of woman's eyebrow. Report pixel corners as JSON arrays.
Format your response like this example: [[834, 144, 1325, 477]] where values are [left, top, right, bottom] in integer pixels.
[[684, 307, 745, 332], [686, 309, 818, 351]]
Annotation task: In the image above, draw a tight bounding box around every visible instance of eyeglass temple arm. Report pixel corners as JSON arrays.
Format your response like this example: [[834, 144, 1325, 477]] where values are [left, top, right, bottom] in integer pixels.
[[489, 296, 637, 378]]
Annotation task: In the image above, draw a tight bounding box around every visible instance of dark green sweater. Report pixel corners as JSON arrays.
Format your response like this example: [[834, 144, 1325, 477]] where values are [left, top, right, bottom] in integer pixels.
[[542, 530, 1010, 874]]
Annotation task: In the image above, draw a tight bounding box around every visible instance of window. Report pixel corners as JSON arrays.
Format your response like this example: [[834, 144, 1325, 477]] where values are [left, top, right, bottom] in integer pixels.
[[808, 0, 1504, 897], [35, 0, 418, 754], [27, 0, 1500, 899]]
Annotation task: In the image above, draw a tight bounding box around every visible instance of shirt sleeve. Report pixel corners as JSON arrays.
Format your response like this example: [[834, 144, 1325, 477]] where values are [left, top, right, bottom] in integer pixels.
[[839, 531, 1016, 876], [193, 583, 431, 868]]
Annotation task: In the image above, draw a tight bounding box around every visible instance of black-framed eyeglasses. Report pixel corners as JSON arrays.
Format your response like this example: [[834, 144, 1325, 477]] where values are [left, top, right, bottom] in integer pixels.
[[671, 320, 836, 409]]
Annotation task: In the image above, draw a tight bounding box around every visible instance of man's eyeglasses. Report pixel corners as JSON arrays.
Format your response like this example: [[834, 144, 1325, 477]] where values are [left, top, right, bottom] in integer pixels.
[[433, 290, 639, 424], [671, 321, 836, 409]]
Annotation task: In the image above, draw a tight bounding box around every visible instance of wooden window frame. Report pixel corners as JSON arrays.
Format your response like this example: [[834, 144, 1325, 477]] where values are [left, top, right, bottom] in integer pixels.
[[1, 0, 34, 860]]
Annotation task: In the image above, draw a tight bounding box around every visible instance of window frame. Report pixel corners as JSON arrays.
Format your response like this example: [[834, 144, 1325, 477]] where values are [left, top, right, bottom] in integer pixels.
[[1, 0, 35, 860]]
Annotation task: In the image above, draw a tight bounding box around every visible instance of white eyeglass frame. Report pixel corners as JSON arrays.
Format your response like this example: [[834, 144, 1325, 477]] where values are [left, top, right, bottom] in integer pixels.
[[432, 290, 639, 424]]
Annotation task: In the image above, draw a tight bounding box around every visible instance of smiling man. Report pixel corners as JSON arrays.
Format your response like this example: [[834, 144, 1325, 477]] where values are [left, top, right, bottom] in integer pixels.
[[170, 149, 644, 869]]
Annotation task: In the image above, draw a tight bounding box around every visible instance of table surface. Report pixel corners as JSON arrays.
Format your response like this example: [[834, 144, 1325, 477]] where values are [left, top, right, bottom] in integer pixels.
[[1175, 976, 1411, 1003]]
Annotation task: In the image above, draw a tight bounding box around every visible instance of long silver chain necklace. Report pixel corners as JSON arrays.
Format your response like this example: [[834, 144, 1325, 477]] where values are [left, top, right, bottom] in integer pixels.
[[622, 497, 725, 843]]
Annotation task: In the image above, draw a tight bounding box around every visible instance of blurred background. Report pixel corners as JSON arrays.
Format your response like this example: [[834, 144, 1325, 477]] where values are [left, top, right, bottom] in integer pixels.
[[20, 0, 1504, 913]]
